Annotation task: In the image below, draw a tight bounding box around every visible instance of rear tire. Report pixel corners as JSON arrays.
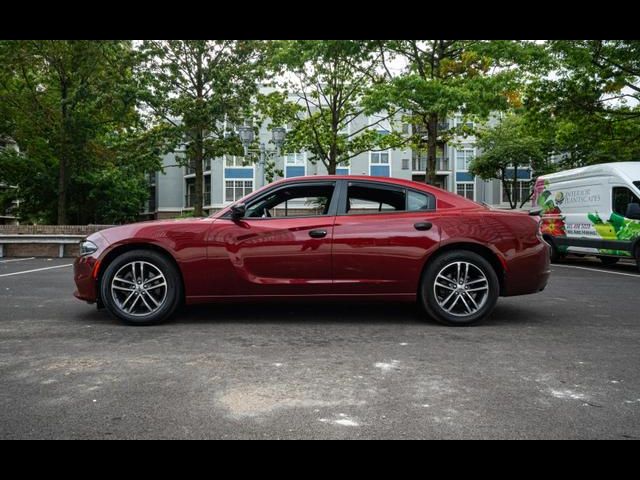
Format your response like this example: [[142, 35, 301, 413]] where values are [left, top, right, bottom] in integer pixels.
[[420, 250, 500, 326], [598, 256, 619, 266], [100, 249, 182, 326]]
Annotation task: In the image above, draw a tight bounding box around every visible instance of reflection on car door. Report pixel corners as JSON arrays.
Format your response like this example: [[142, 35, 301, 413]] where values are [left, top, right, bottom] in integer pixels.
[[206, 182, 337, 297]]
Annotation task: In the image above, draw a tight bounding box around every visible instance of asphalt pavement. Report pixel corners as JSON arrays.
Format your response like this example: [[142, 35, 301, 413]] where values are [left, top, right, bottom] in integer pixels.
[[0, 255, 639, 439]]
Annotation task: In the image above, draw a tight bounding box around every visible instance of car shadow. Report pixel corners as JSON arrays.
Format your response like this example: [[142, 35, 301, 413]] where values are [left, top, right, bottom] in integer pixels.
[[76, 298, 547, 328]]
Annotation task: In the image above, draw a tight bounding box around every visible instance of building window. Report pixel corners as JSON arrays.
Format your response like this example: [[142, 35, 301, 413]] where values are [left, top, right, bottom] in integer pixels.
[[204, 175, 211, 206], [285, 153, 306, 166], [455, 149, 475, 171], [185, 177, 195, 208], [370, 151, 390, 164], [225, 180, 253, 203], [502, 181, 532, 204], [456, 182, 475, 201], [225, 155, 249, 167], [401, 158, 410, 170]]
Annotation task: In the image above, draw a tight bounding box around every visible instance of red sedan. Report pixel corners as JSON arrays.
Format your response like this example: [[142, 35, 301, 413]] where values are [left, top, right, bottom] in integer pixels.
[[74, 176, 550, 326]]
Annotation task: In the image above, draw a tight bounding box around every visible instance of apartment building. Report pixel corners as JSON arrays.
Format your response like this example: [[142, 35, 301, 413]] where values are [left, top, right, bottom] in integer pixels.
[[143, 112, 532, 219]]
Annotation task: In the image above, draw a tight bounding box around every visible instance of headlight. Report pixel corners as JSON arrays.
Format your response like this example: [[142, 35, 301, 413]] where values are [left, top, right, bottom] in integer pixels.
[[79, 240, 98, 256]]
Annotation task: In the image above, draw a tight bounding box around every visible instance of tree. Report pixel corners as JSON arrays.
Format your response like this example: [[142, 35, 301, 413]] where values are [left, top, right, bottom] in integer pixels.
[[262, 40, 405, 175], [366, 40, 546, 185], [524, 40, 640, 168], [0, 40, 156, 224], [469, 113, 555, 209], [136, 41, 264, 216]]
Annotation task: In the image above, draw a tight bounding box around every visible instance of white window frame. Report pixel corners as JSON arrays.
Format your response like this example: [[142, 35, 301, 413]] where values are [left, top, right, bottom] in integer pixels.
[[369, 150, 391, 165], [456, 182, 475, 201], [455, 148, 475, 171], [224, 155, 250, 168], [224, 179, 254, 203], [284, 152, 306, 166]]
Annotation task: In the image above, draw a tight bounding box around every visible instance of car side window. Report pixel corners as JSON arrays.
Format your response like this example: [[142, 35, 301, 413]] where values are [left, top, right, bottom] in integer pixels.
[[345, 182, 435, 214], [245, 184, 335, 218], [346, 183, 405, 214], [612, 187, 640, 216], [407, 190, 435, 211]]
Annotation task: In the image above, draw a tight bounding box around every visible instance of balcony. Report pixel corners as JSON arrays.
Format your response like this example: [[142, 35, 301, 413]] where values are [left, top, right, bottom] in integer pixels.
[[412, 157, 450, 172]]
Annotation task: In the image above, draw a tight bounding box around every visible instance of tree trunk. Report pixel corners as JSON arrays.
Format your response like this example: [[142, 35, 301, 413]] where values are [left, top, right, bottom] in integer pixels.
[[57, 82, 69, 225], [425, 114, 438, 186], [513, 164, 519, 208], [327, 160, 336, 175], [501, 170, 514, 209], [193, 129, 204, 217]]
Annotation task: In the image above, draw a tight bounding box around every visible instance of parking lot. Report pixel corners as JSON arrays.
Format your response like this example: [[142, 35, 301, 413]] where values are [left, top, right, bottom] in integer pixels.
[[1, 256, 639, 439]]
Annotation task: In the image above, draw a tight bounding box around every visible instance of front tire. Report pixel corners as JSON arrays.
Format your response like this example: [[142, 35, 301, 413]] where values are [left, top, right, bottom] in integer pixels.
[[100, 249, 182, 326], [420, 250, 500, 326]]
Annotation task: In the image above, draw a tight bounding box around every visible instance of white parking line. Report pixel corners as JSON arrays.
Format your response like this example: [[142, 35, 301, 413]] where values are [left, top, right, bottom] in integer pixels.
[[0, 264, 73, 278], [0, 257, 36, 264], [552, 264, 639, 278]]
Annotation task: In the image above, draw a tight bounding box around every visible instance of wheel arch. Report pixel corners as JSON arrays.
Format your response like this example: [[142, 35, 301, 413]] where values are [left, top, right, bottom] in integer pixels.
[[96, 242, 185, 303], [423, 242, 506, 295]]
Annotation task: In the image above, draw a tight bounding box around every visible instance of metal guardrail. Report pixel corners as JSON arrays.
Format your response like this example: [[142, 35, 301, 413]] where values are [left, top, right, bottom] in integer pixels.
[[0, 234, 85, 258]]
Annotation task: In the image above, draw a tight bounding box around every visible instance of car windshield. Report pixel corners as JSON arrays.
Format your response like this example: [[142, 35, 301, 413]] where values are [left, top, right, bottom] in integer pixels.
[[634, 181, 640, 190]]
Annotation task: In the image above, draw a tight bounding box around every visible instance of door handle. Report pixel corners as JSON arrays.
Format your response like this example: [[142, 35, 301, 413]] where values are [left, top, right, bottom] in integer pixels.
[[309, 229, 328, 238], [414, 222, 433, 231]]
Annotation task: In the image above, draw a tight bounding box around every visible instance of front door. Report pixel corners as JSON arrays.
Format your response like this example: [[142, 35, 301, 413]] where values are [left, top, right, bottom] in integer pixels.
[[207, 181, 338, 297]]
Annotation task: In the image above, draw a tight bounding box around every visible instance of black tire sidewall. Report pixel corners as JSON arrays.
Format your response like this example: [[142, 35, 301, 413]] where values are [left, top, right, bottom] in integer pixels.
[[599, 256, 619, 266], [420, 250, 500, 326], [100, 249, 182, 325]]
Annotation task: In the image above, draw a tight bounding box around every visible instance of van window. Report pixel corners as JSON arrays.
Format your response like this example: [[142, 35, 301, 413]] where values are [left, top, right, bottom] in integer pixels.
[[612, 187, 640, 216]]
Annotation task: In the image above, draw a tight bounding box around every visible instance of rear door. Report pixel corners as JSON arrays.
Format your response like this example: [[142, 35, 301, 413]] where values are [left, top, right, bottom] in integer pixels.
[[331, 180, 441, 295]]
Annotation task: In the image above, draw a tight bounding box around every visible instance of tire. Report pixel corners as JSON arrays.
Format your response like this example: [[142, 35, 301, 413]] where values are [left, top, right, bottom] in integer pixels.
[[420, 250, 500, 326], [546, 238, 563, 263], [598, 256, 619, 266], [100, 249, 183, 326]]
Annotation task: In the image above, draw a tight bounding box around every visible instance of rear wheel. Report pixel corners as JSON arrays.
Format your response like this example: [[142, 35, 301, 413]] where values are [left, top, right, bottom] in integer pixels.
[[420, 250, 500, 326], [545, 237, 563, 263], [100, 249, 182, 326], [598, 256, 619, 266]]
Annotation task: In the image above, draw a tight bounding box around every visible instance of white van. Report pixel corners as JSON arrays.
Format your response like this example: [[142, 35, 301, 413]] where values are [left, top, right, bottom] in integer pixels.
[[532, 162, 640, 270]]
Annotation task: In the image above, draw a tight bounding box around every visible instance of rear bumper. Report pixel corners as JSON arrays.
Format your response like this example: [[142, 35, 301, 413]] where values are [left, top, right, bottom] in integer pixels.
[[502, 241, 551, 296], [73, 255, 99, 303]]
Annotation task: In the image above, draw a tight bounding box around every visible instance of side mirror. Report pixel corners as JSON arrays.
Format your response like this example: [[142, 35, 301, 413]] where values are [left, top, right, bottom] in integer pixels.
[[230, 203, 246, 220], [626, 202, 640, 220]]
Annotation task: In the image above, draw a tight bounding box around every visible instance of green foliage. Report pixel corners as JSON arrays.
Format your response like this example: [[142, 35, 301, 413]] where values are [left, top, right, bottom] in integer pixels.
[[524, 40, 640, 168], [365, 40, 545, 184], [136, 40, 266, 216], [469, 113, 555, 208], [0, 40, 159, 224], [261, 40, 406, 174]]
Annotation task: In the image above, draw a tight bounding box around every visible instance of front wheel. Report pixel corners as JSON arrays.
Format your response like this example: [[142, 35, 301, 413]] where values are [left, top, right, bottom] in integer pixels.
[[100, 249, 183, 326], [420, 250, 500, 326]]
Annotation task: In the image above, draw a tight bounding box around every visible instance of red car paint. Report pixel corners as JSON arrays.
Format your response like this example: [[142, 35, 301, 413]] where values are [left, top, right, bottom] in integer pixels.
[[73, 176, 550, 305]]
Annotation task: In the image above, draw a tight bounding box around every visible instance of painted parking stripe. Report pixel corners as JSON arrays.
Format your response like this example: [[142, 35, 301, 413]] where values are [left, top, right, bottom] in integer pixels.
[[0, 257, 36, 264], [552, 264, 639, 278], [0, 264, 73, 278]]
